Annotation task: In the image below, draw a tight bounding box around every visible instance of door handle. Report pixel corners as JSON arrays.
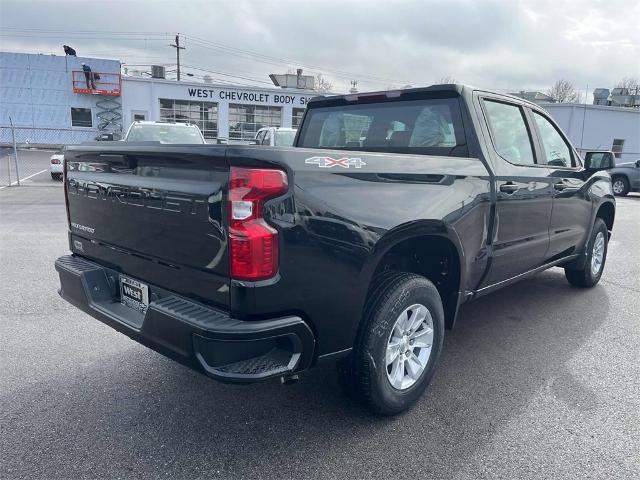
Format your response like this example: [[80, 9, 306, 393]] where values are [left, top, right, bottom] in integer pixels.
[[499, 182, 519, 194], [553, 181, 567, 191]]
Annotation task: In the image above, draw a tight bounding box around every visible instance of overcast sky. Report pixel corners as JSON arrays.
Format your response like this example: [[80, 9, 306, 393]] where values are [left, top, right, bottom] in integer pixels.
[[1, 0, 638, 95]]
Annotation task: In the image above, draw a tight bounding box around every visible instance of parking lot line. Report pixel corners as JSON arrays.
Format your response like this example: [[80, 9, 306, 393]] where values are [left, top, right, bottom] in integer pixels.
[[0, 169, 48, 190]]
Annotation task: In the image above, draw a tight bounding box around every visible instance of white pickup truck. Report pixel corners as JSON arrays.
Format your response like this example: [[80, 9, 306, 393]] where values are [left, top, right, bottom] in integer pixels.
[[254, 127, 297, 146]]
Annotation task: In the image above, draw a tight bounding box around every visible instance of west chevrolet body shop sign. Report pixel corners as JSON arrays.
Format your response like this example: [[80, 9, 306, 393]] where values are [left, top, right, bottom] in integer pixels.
[[187, 87, 314, 105]]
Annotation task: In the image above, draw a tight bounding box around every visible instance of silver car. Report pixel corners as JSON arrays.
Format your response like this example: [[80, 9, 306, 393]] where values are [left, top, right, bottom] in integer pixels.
[[585, 151, 640, 196]]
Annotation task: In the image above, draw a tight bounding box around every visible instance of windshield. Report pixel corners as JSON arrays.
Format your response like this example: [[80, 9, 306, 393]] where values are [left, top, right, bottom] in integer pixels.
[[274, 130, 296, 146], [126, 124, 205, 144], [297, 97, 467, 156]]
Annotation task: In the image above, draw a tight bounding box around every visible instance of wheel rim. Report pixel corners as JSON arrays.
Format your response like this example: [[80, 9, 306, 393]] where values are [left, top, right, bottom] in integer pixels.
[[385, 303, 434, 390], [591, 231, 605, 276], [612, 180, 624, 194]]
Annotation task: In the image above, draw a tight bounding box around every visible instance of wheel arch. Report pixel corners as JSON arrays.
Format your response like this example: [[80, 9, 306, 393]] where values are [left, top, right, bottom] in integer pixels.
[[595, 200, 615, 235], [360, 221, 466, 330]]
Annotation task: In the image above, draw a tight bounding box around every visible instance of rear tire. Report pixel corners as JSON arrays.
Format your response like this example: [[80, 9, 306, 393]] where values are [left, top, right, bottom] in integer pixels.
[[611, 176, 629, 196], [565, 218, 608, 288], [337, 272, 445, 415], [51, 173, 61, 180]]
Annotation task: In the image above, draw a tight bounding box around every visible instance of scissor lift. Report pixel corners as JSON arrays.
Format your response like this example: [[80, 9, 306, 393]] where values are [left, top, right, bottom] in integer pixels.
[[72, 71, 123, 137]]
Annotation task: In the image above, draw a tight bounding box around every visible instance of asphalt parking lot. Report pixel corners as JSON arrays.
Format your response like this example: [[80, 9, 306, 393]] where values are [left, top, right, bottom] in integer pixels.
[[0, 149, 61, 188], [1, 185, 639, 480]]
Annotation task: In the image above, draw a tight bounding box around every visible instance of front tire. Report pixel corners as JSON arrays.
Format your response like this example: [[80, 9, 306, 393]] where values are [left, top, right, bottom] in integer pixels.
[[611, 176, 629, 196], [565, 218, 608, 288], [337, 272, 445, 415]]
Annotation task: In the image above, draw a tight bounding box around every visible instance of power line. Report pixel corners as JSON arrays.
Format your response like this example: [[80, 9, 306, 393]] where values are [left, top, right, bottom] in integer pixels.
[[180, 63, 275, 86], [2, 27, 419, 88], [184, 34, 415, 86]]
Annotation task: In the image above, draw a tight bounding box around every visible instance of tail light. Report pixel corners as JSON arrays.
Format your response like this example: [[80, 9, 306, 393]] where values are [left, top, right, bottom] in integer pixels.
[[229, 167, 288, 281]]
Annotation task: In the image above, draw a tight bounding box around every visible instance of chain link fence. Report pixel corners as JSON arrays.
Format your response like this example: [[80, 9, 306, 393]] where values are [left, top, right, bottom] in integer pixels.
[[0, 125, 105, 187]]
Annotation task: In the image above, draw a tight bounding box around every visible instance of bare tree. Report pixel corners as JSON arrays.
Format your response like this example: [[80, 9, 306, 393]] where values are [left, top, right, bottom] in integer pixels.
[[546, 79, 582, 103], [435, 75, 457, 84], [314, 73, 334, 93], [615, 77, 640, 93]]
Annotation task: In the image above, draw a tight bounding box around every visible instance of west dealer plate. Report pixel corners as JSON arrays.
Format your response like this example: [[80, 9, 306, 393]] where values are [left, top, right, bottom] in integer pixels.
[[119, 276, 149, 314]]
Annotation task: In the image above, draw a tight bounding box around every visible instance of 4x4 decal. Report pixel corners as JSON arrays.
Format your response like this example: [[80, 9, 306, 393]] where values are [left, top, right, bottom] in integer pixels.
[[305, 156, 367, 169]]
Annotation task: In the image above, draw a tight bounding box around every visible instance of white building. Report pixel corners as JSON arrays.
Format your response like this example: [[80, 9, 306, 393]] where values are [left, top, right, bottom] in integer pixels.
[[541, 103, 640, 162], [0, 52, 121, 145], [0, 51, 317, 145], [121, 76, 317, 141]]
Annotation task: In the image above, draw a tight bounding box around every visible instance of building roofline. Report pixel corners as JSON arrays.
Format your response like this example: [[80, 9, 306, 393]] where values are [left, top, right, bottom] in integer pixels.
[[539, 102, 640, 114], [121, 75, 322, 95]]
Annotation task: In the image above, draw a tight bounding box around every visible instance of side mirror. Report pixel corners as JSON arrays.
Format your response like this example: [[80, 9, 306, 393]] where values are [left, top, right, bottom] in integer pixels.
[[635, 159, 640, 168], [584, 152, 614, 170]]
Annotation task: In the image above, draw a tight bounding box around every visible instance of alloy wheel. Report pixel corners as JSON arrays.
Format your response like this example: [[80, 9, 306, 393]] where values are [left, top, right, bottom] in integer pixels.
[[591, 231, 605, 276], [385, 303, 434, 390]]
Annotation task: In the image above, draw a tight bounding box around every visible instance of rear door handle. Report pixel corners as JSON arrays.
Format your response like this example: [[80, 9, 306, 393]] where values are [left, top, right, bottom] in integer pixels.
[[553, 181, 567, 191], [499, 182, 519, 194]]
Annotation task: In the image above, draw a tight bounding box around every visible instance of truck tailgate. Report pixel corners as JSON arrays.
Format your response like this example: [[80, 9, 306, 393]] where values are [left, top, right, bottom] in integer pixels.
[[64, 144, 230, 308]]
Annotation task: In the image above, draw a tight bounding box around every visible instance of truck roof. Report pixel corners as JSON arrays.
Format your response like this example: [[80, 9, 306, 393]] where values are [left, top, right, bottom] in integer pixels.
[[308, 83, 541, 110]]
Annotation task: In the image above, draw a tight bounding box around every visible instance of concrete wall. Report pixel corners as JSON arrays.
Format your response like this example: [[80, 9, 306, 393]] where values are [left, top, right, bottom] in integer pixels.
[[543, 103, 640, 162], [0, 52, 121, 145]]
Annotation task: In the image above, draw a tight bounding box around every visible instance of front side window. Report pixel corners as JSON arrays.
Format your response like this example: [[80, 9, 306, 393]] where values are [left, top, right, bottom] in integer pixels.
[[262, 130, 272, 145], [533, 112, 574, 167], [483, 100, 535, 165], [297, 97, 467, 156], [71, 107, 92, 127]]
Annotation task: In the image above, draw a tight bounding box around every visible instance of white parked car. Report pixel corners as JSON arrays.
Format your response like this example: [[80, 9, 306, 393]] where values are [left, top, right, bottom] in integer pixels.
[[50, 150, 64, 180], [254, 127, 297, 146]]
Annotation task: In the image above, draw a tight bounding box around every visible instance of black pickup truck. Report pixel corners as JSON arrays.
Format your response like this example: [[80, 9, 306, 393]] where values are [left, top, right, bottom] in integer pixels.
[[56, 85, 615, 415]]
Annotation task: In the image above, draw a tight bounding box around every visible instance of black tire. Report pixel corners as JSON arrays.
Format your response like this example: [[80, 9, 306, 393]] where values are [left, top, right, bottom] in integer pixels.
[[611, 176, 629, 197], [51, 173, 61, 180], [337, 272, 445, 415], [565, 218, 608, 288]]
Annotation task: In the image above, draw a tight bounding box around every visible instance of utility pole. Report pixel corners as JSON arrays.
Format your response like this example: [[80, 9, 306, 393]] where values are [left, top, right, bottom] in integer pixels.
[[170, 34, 185, 81]]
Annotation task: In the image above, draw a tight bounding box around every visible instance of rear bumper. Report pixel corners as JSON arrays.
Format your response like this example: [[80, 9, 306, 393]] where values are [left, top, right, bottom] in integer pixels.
[[55, 255, 315, 383]]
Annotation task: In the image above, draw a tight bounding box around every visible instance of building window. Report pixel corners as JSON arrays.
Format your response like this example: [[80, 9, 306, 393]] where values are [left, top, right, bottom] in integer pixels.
[[292, 108, 306, 128], [612, 138, 625, 158], [229, 104, 281, 141], [71, 107, 92, 127], [159, 99, 218, 138]]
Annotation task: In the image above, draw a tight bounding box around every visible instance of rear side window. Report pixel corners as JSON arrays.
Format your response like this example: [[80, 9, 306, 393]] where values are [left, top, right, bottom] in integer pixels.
[[483, 100, 535, 166], [533, 112, 574, 167], [297, 98, 467, 157]]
